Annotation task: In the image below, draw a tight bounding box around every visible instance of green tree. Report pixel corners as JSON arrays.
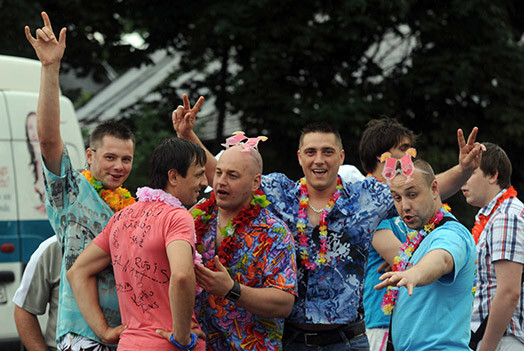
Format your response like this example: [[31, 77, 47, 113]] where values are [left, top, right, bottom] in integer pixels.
[[4, 0, 524, 224]]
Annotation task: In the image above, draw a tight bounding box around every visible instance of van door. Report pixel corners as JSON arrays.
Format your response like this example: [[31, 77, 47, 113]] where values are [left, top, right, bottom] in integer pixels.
[[0, 91, 23, 344]]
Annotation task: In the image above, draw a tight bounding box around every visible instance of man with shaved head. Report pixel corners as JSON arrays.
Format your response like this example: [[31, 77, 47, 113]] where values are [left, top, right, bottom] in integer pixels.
[[189, 141, 297, 350], [375, 158, 476, 350]]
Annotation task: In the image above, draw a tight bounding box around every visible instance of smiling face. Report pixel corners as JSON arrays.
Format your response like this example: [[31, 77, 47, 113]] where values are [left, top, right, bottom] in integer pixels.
[[213, 146, 261, 214], [86, 135, 134, 190], [297, 132, 345, 192], [174, 160, 208, 206], [389, 169, 440, 231]]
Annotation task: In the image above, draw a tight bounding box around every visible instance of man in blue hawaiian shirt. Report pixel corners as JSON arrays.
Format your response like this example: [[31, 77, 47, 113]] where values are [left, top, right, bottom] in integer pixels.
[[26, 12, 135, 351], [173, 96, 483, 350]]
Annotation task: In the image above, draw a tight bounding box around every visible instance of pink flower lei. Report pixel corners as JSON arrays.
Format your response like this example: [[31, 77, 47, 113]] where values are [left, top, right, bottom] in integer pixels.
[[297, 177, 343, 270], [136, 187, 184, 208], [136, 186, 203, 293], [381, 204, 451, 315]]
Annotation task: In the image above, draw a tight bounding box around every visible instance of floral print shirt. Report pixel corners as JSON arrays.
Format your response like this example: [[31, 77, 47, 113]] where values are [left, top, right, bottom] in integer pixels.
[[261, 173, 396, 325], [195, 203, 297, 351]]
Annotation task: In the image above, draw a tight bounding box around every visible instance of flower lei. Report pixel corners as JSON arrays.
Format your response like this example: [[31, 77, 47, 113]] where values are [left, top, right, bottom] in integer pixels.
[[191, 189, 270, 270], [381, 204, 451, 315], [136, 186, 183, 208], [297, 176, 343, 270], [81, 170, 135, 212], [471, 186, 517, 244]]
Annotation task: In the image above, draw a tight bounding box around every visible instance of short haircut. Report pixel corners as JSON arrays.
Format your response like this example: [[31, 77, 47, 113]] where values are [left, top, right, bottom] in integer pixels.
[[149, 138, 207, 189], [359, 117, 417, 174], [413, 158, 436, 186], [479, 142, 512, 189], [90, 121, 135, 148], [299, 122, 343, 150]]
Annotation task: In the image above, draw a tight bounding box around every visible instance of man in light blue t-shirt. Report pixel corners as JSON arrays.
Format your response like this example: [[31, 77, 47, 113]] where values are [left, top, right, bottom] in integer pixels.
[[26, 12, 135, 351], [375, 158, 476, 351]]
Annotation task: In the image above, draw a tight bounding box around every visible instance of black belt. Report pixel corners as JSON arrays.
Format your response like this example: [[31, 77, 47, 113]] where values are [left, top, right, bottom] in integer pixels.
[[283, 320, 366, 346]]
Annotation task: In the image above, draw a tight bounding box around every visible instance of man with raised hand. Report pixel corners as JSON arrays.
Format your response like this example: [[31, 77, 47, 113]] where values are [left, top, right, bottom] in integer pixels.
[[26, 12, 135, 350], [462, 142, 524, 351], [358, 118, 483, 351], [375, 158, 476, 350]]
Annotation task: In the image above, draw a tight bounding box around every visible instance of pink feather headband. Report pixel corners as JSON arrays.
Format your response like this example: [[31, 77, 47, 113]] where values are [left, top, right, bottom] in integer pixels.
[[221, 131, 268, 152]]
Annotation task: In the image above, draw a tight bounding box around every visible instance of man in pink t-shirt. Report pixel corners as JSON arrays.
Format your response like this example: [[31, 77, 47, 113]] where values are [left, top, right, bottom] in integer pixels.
[[68, 137, 209, 351]]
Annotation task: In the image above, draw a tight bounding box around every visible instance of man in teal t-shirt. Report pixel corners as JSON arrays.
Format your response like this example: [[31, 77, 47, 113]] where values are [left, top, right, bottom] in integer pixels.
[[375, 158, 476, 350]]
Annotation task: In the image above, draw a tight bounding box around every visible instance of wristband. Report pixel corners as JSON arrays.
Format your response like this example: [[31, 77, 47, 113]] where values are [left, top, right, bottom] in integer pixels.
[[225, 280, 241, 302], [169, 332, 198, 350]]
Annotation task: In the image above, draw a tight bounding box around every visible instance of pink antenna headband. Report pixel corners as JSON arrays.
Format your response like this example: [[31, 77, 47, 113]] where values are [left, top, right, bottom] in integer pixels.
[[221, 131, 268, 152]]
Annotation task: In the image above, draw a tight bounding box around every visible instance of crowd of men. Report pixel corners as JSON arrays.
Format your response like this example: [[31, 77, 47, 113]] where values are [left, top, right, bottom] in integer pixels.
[[13, 10, 523, 351]]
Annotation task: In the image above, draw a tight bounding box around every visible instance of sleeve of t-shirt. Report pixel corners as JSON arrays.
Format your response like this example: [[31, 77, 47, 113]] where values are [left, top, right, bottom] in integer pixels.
[[260, 173, 294, 200], [12, 237, 58, 315], [427, 222, 473, 284], [164, 208, 196, 253], [377, 218, 394, 231], [42, 146, 79, 212], [489, 212, 524, 265], [92, 221, 112, 254]]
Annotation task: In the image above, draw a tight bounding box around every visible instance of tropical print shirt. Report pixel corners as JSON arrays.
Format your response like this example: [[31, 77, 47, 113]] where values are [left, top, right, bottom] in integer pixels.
[[42, 147, 121, 345], [195, 202, 297, 351], [261, 172, 396, 325]]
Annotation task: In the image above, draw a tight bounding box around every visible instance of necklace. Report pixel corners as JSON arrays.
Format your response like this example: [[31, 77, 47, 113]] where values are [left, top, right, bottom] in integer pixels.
[[381, 204, 451, 315], [308, 203, 324, 214], [191, 189, 270, 269], [471, 186, 517, 244], [81, 170, 135, 212], [297, 176, 343, 270], [136, 186, 183, 208]]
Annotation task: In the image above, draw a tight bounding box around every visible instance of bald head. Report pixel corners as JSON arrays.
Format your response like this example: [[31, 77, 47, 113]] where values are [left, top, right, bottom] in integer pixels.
[[214, 145, 263, 214], [222, 144, 263, 176]]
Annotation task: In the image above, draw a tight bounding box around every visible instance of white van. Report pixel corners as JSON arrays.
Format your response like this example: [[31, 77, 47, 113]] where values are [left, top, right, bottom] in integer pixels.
[[0, 54, 86, 349]]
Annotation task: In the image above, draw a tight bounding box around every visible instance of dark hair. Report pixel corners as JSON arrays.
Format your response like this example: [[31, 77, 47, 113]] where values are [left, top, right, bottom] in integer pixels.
[[90, 121, 135, 148], [359, 118, 417, 174], [25, 112, 43, 201], [149, 138, 207, 189], [480, 142, 512, 189], [299, 122, 343, 149]]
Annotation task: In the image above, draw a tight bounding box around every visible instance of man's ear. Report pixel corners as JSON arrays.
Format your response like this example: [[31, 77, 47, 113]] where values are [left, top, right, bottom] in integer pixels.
[[487, 171, 499, 185], [297, 150, 302, 167], [339, 149, 345, 165], [86, 148, 94, 166], [431, 179, 439, 199], [252, 173, 262, 192], [168, 169, 179, 187]]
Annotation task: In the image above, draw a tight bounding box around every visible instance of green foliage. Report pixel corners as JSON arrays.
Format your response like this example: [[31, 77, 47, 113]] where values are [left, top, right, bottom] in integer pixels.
[[4, 0, 524, 224]]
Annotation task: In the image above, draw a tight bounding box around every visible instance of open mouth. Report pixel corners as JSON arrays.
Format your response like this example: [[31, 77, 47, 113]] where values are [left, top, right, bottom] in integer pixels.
[[312, 169, 327, 175], [216, 189, 229, 196]]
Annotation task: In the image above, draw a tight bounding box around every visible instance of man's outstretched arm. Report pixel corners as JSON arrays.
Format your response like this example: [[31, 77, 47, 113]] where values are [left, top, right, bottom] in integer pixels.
[[25, 11, 66, 175]]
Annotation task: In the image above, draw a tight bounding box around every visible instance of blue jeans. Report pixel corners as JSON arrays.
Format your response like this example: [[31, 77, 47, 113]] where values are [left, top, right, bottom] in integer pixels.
[[284, 332, 369, 351]]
